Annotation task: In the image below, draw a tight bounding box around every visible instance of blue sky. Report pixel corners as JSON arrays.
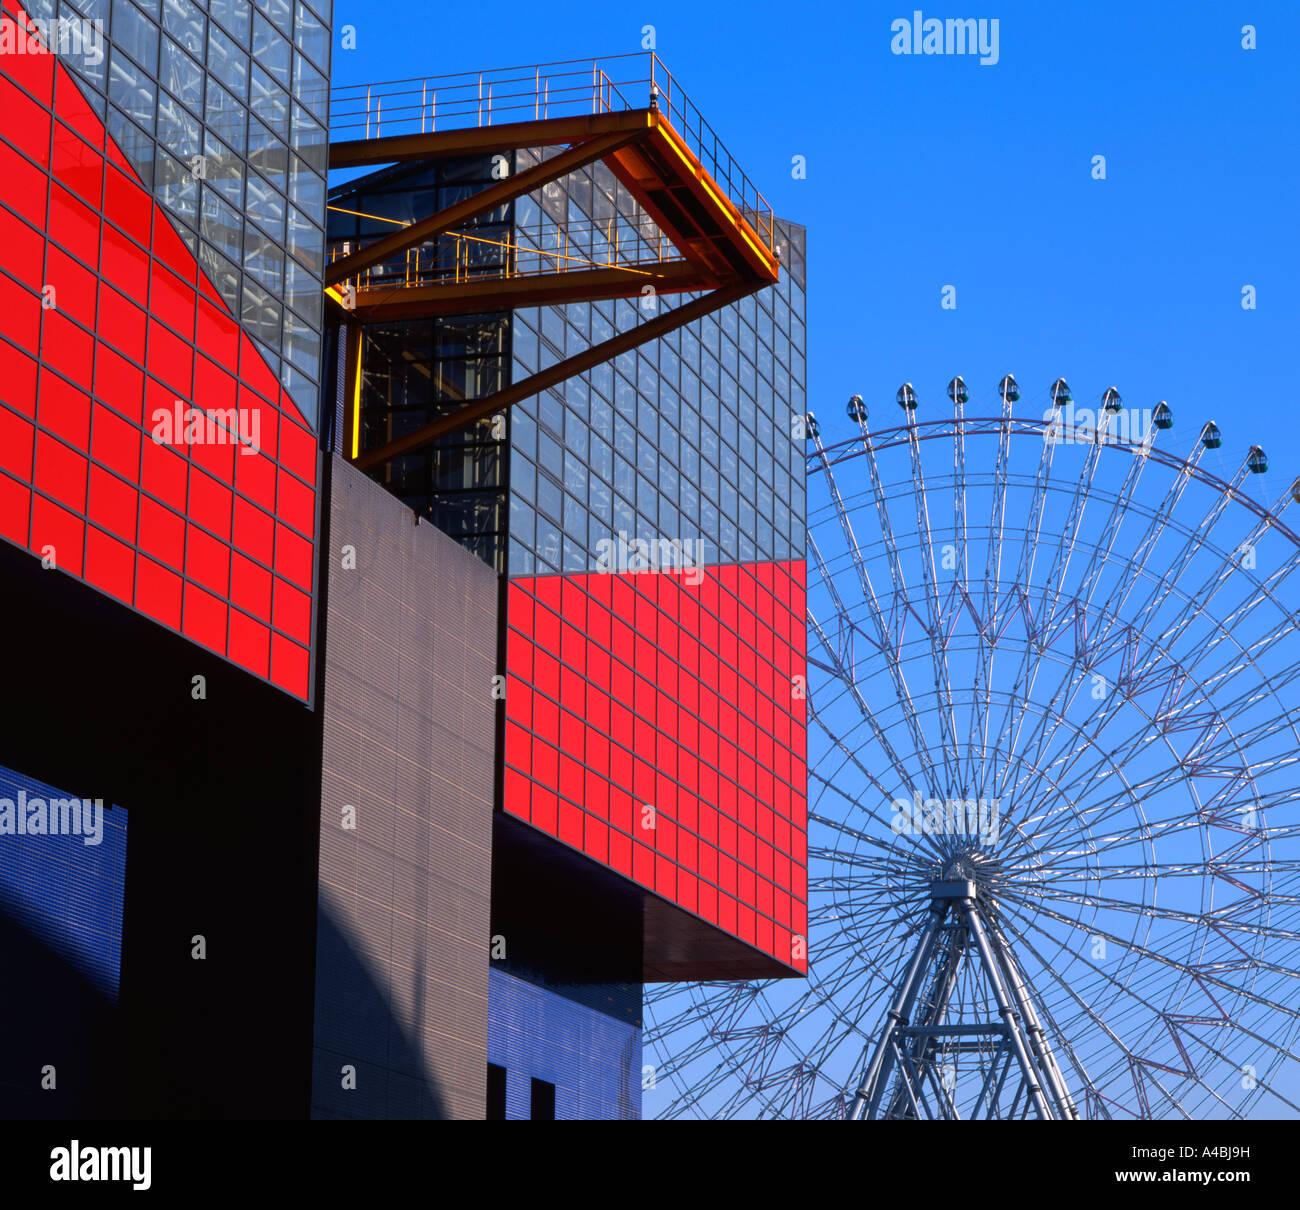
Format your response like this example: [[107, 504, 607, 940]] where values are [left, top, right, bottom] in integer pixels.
[[329, 2, 1300, 1116], [332, 0, 1299, 498]]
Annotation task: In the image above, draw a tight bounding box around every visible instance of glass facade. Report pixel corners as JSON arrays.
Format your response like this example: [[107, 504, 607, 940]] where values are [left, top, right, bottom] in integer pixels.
[[22, 0, 333, 422], [0, 765, 128, 1001], [509, 151, 807, 577], [498, 152, 809, 968], [327, 158, 512, 568], [0, 0, 326, 698], [326, 135, 809, 968], [487, 967, 641, 1120]]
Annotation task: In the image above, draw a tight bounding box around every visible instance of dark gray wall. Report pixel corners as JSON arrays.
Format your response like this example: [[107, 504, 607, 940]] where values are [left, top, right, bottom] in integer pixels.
[[312, 456, 497, 1119]]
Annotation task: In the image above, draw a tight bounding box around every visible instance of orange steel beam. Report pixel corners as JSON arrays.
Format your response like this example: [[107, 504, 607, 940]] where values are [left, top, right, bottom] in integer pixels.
[[325, 128, 645, 286], [329, 109, 652, 169], [605, 121, 778, 284], [353, 282, 757, 471], [345, 261, 714, 320]]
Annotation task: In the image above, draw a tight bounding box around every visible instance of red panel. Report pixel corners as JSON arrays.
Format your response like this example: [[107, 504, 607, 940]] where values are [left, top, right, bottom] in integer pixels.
[[1, 13, 54, 102], [274, 523, 312, 590], [29, 493, 83, 574], [0, 19, 318, 702], [0, 73, 52, 163], [182, 581, 227, 653], [87, 465, 137, 543], [37, 370, 91, 449], [8, 211, 44, 286], [102, 164, 151, 248], [84, 525, 134, 604], [140, 438, 188, 511], [54, 66, 103, 151], [189, 468, 232, 539], [270, 633, 308, 698], [146, 318, 194, 396], [272, 577, 311, 643], [41, 309, 94, 388], [0, 339, 39, 417], [0, 473, 31, 544], [46, 244, 98, 328], [229, 609, 271, 678], [148, 264, 197, 337], [0, 138, 49, 228], [0, 272, 42, 354], [51, 121, 103, 209], [100, 223, 149, 300], [186, 523, 231, 596], [135, 554, 182, 628], [0, 407, 35, 478], [505, 561, 809, 970], [97, 286, 148, 363], [138, 496, 184, 570], [232, 496, 274, 566], [231, 552, 272, 621], [276, 467, 315, 537], [278, 417, 317, 483], [35, 430, 87, 510]]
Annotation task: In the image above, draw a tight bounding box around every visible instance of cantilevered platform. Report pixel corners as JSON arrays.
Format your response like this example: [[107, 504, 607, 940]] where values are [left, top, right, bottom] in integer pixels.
[[325, 54, 782, 468]]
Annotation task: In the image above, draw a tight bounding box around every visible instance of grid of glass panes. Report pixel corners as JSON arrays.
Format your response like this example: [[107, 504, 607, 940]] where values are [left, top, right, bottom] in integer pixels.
[[27, 0, 332, 423], [327, 158, 514, 571], [508, 155, 807, 578]]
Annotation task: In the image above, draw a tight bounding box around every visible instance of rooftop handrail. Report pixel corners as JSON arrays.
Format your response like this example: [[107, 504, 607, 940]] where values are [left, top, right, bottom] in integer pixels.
[[330, 52, 775, 254]]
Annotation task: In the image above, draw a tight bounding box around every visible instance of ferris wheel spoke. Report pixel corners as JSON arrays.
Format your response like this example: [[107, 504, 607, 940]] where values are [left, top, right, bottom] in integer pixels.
[[995, 399, 1124, 801], [810, 431, 943, 795], [901, 401, 964, 794], [807, 693, 919, 816], [993, 905, 1191, 1118], [647, 393, 1300, 1121], [967, 383, 1018, 801], [1010, 892, 1300, 1026]]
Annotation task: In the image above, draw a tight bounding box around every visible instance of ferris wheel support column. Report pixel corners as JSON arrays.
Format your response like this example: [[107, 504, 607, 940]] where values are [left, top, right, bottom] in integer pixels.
[[846, 903, 945, 1120], [990, 918, 1079, 1120], [961, 898, 1057, 1120]]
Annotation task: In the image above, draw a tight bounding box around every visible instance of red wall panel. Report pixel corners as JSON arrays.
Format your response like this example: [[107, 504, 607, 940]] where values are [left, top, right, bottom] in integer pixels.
[[505, 561, 809, 971], [0, 5, 317, 700]]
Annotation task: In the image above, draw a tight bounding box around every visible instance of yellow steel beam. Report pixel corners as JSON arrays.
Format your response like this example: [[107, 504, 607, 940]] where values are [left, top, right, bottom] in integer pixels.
[[326, 128, 645, 287], [343, 322, 364, 461], [353, 282, 757, 471], [651, 120, 779, 278], [328, 109, 652, 169], [345, 261, 713, 321], [605, 121, 778, 285]]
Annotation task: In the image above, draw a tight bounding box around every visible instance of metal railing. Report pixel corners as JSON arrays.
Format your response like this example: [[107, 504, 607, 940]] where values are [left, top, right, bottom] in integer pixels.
[[330, 53, 776, 254], [327, 218, 688, 294]]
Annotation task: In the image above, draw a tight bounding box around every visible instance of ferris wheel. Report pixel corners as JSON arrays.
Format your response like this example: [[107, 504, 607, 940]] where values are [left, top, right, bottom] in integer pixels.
[[644, 374, 1300, 1119]]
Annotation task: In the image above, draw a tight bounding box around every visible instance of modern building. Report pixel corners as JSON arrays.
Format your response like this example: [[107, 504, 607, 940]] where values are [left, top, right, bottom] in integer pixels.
[[1, 21, 807, 1120], [0, 0, 331, 1118], [321, 60, 808, 1118]]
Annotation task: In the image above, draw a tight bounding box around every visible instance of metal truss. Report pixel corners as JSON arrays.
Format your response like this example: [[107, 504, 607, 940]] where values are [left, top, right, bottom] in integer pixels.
[[848, 872, 1077, 1120], [326, 57, 780, 466], [644, 376, 1300, 1120]]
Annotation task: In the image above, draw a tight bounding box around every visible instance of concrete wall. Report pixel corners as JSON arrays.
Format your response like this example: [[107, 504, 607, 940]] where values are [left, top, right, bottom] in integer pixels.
[[312, 457, 497, 1119]]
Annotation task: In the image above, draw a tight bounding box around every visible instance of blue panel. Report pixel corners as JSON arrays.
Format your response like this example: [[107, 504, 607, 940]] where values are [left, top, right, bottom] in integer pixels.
[[0, 766, 128, 1001], [488, 968, 642, 1120]]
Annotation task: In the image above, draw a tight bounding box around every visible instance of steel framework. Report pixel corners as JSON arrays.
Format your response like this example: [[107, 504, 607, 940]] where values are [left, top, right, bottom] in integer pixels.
[[643, 375, 1300, 1120], [325, 54, 779, 467]]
